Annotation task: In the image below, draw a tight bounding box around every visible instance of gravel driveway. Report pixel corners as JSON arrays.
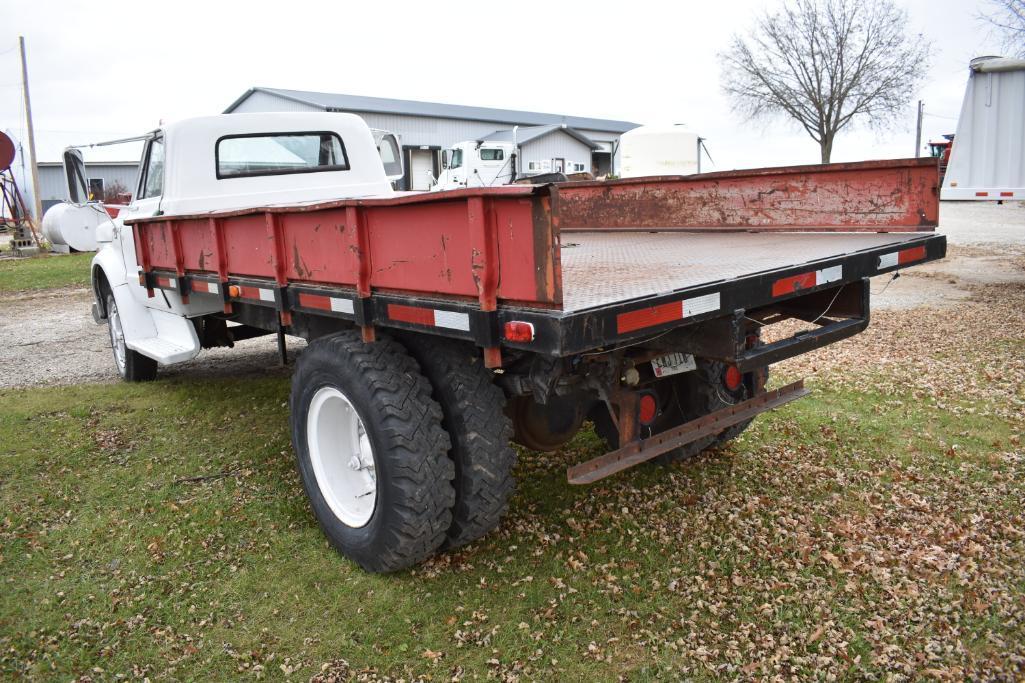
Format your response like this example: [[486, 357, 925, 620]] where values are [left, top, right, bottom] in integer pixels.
[[1, 201, 1022, 390]]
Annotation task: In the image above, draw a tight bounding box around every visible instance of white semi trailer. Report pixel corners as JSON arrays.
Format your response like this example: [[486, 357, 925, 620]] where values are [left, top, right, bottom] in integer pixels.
[[941, 56, 1025, 201]]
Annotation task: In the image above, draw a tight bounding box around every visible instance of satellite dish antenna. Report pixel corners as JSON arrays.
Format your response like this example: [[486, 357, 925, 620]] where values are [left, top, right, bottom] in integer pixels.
[[0, 132, 15, 172]]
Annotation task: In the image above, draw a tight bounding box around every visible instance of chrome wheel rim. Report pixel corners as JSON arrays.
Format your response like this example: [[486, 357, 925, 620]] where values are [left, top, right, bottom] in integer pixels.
[[108, 299, 127, 374], [307, 386, 377, 528]]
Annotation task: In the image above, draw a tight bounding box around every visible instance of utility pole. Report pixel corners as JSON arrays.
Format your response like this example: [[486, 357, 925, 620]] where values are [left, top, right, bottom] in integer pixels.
[[914, 100, 924, 158], [19, 36, 42, 223]]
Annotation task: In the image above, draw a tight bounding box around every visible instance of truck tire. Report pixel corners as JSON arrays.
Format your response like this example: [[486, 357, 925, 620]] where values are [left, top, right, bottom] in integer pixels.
[[401, 337, 516, 549], [290, 331, 455, 572], [106, 294, 158, 382]]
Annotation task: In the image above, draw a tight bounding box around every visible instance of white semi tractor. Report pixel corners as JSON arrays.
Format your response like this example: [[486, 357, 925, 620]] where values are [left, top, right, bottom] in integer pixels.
[[431, 140, 517, 191], [431, 125, 703, 191]]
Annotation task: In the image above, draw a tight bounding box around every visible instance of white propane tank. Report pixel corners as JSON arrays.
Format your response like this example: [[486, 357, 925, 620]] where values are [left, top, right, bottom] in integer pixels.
[[619, 125, 699, 178], [41, 202, 111, 252]]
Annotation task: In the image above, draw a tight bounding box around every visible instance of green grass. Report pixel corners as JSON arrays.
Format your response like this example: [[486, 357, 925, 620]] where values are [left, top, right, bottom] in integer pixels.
[[0, 252, 93, 293], [2, 372, 1022, 680]]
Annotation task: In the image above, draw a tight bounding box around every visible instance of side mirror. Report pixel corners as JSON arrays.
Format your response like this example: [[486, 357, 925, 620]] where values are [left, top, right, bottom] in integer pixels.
[[62, 148, 89, 205], [442, 150, 450, 169]]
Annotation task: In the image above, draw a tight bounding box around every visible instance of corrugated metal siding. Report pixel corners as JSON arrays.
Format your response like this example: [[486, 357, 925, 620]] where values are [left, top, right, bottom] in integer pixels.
[[357, 112, 510, 148], [38, 163, 140, 202], [229, 91, 630, 172], [575, 128, 620, 173], [232, 87, 640, 132], [520, 133, 593, 173], [231, 90, 322, 113], [942, 64, 1025, 198]]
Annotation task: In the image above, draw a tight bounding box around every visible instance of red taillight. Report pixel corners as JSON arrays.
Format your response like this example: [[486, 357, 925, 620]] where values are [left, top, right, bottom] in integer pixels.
[[638, 392, 658, 425], [503, 321, 535, 342], [724, 365, 743, 391]]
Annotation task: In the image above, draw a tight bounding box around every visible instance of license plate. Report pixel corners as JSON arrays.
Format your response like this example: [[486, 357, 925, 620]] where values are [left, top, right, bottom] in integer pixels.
[[651, 352, 696, 378]]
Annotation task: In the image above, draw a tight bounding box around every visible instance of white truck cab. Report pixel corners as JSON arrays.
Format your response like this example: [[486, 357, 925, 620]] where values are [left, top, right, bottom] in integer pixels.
[[432, 140, 516, 191], [71, 112, 398, 378]]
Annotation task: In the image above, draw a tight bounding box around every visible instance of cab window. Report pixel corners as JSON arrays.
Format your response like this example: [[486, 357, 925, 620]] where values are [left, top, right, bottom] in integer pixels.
[[448, 149, 463, 169], [479, 148, 504, 161], [138, 137, 165, 199], [217, 132, 348, 178], [378, 135, 402, 177]]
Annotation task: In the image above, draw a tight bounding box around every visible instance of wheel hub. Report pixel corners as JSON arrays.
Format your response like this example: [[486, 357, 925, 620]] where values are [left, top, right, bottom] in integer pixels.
[[107, 299, 126, 373], [306, 386, 378, 528]]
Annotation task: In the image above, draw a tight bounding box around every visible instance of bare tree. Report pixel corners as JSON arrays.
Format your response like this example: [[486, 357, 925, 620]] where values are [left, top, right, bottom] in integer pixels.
[[980, 0, 1025, 57], [719, 0, 931, 163]]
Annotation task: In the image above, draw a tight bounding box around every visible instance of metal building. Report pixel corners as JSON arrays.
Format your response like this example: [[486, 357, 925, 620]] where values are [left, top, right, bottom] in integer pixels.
[[37, 161, 138, 213], [225, 88, 639, 190]]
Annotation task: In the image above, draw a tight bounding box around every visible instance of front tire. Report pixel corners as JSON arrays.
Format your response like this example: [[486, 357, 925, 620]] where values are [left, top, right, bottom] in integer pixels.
[[290, 331, 455, 572], [106, 294, 157, 382]]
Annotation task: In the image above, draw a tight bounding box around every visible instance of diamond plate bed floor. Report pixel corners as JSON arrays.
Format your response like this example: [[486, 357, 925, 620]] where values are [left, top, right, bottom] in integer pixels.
[[558, 231, 933, 312]]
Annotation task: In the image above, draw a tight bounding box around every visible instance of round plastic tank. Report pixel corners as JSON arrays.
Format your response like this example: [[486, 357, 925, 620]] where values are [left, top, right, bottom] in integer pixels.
[[42, 202, 109, 252], [620, 125, 699, 178]]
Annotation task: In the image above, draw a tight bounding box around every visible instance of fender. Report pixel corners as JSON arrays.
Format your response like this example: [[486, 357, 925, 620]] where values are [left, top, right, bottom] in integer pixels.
[[91, 245, 201, 365], [91, 243, 127, 319]]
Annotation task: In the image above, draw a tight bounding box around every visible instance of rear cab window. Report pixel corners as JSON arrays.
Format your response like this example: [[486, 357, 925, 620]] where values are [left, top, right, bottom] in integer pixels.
[[377, 135, 402, 177], [217, 132, 349, 179]]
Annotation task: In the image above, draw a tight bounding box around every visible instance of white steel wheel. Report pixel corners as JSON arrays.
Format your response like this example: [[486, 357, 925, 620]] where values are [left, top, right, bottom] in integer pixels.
[[107, 296, 127, 374], [290, 330, 454, 572], [105, 293, 157, 382], [306, 386, 378, 528]]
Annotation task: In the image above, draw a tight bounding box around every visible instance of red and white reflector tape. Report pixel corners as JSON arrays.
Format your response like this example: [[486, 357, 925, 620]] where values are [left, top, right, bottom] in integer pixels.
[[191, 281, 219, 295], [877, 245, 926, 270], [297, 292, 355, 314], [155, 276, 177, 290], [771, 265, 842, 298], [388, 304, 470, 331], [234, 285, 275, 302], [616, 292, 720, 334]]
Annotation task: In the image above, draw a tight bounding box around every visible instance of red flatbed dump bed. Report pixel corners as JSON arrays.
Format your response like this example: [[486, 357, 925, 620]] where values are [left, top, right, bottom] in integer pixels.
[[129, 157, 944, 367]]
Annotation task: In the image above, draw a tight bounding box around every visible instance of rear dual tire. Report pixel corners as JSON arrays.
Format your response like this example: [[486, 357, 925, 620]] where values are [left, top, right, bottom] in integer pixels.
[[290, 331, 455, 573], [291, 332, 514, 572], [400, 337, 516, 550]]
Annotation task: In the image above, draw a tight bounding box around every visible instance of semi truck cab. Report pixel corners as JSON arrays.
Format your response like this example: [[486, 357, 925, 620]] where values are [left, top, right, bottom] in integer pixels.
[[432, 140, 516, 190]]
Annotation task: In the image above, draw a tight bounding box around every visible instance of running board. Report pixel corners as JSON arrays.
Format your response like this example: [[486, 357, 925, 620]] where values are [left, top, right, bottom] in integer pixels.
[[567, 380, 810, 484]]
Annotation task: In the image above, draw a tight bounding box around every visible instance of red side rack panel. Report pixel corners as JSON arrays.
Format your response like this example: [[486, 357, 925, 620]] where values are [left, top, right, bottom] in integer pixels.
[[134, 187, 562, 308], [552, 158, 940, 232]]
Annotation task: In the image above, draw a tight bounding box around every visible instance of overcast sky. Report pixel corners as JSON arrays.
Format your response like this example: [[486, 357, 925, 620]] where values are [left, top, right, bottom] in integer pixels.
[[0, 0, 1006, 172]]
